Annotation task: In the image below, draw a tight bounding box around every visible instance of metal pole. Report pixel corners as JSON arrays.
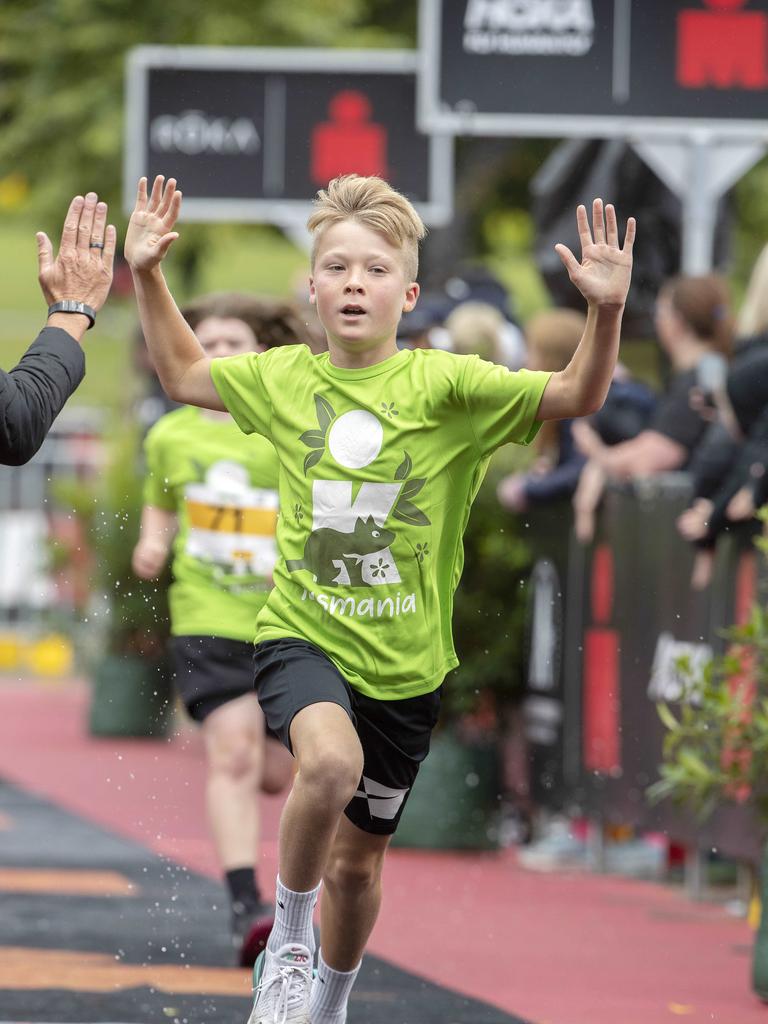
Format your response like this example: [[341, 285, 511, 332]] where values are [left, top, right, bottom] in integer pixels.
[[681, 135, 716, 276]]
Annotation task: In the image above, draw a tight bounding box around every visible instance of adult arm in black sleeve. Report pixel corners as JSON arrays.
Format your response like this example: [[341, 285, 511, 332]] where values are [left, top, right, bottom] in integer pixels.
[[0, 190, 117, 466], [0, 326, 85, 465]]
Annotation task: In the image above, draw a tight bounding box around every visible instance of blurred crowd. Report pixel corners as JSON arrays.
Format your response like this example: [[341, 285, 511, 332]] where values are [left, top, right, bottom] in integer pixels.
[[396, 255, 768, 593]]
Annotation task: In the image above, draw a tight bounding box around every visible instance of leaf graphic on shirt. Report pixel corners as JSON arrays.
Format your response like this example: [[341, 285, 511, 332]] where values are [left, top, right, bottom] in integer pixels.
[[300, 429, 326, 449], [391, 475, 430, 526], [392, 501, 431, 527], [400, 477, 426, 501], [395, 451, 412, 480], [297, 394, 336, 474], [314, 394, 335, 432], [303, 449, 323, 474]]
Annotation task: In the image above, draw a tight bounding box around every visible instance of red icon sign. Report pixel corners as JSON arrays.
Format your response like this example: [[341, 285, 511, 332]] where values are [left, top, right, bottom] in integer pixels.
[[583, 544, 621, 776], [678, 0, 768, 89], [310, 90, 388, 185]]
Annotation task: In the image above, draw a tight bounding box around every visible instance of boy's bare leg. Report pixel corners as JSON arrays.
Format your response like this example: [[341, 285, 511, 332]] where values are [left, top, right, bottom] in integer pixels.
[[320, 816, 389, 969], [279, 702, 364, 891], [203, 694, 265, 869], [307, 818, 388, 1022], [262, 700, 363, 966]]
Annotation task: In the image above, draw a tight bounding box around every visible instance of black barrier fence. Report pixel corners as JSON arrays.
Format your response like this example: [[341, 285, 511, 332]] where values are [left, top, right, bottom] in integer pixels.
[[525, 474, 763, 866]]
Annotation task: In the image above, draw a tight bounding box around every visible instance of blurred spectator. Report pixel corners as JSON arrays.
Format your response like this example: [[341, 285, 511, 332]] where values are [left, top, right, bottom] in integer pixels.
[[398, 263, 526, 361], [445, 300, 526, 369], [677, 248, 768, 582], [572, 273, 733, 543], [396, 295, 449, 351], [133, 292, 321, 432], [497, 309, 655, 513]]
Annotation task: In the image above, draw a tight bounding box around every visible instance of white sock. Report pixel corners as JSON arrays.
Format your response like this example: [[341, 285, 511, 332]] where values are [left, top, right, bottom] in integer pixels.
[[309, 948, 361, 1023], [266, 876, 320, 957]]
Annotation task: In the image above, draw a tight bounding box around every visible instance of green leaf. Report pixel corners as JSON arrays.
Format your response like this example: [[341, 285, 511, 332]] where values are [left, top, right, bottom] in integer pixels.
[[395, 451, 412, 480], [657, 703, 679, 732], [678, 748, 711, 780], [303, 449, 323, 475], [391, 500, 431, 527], [314, 394, 335, 431], [647, 778, 676, 804], [300, 429, 326, 449], [399, 476, 426, 501]]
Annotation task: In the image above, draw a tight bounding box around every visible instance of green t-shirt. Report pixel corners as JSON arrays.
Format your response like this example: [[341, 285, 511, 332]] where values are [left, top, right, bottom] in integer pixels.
[[210, 345, 550, 699], [142, 405, 280, 641]]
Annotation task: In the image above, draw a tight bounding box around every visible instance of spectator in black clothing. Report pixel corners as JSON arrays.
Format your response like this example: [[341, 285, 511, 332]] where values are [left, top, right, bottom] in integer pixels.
[[572, 274, 733, 542], [498, 308, 656, 513], [677, 247, 768, 584], [678, 338, 768, 563], [1, 192, 115, 465]]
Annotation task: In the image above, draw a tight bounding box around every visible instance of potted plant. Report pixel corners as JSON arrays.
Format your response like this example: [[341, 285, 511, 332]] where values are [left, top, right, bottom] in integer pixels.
[[649, 521, 768, 999], [54, 426, 173, 738]]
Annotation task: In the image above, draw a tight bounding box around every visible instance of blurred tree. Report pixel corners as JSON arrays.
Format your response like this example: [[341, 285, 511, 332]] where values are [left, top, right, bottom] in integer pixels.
[[0, 0, 408, 249]]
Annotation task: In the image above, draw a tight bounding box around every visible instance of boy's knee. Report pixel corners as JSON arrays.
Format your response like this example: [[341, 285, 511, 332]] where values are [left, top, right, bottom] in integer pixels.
[[324, 847, 384, 894], [298, 748, 363, 805]]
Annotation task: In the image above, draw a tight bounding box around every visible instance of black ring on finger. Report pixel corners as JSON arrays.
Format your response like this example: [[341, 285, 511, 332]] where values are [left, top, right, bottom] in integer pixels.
[[89, 241, 105, 249]]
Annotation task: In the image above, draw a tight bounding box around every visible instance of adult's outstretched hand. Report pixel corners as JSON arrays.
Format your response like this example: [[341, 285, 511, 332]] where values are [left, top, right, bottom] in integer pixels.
[[37, 192, 116, 312]]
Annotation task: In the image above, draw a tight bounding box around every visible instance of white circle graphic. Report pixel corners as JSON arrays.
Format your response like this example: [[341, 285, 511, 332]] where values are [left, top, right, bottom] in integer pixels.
[[328, 410, 383, 469]]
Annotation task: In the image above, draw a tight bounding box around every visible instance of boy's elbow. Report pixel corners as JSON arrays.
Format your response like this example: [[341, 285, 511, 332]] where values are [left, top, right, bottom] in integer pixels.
[[580, 394, 605, 417], [164, 368, 194, 403], [163, 378, 185, 403]]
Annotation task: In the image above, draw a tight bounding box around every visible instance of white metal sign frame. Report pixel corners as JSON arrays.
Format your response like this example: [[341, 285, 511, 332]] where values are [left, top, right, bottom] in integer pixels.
[[124, 46, 454, 227], [418, 0, 768, 142], [417, 0, 768, 273]]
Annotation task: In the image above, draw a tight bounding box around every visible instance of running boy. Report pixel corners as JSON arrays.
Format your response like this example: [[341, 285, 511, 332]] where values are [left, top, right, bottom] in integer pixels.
[[131, 294, 302, 965], [125, 173, 634, 1024]]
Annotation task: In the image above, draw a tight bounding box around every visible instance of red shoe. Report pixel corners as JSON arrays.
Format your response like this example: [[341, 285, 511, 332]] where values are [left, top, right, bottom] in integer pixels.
[[233, 902, 274, 967]]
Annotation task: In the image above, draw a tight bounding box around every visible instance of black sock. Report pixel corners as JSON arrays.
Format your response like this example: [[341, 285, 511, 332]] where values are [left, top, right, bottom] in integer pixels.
[[226, 867, 261, 910]]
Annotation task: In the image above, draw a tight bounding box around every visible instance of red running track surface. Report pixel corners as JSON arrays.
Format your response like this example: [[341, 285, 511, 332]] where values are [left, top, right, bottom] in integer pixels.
[[0, 679, 760, 1024]]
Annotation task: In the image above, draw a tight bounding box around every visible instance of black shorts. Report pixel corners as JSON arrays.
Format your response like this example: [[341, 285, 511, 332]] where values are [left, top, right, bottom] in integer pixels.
[[169, 635, 257, 722], [252, 637, 441, 836]]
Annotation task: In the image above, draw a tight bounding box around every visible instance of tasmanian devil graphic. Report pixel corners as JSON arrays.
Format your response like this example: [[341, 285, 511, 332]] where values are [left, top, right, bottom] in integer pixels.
[[287, 515, 396, 586]]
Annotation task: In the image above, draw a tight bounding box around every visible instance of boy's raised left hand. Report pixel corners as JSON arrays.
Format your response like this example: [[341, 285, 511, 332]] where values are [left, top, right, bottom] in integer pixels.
[[125, 175, 182, 273], [556, 199, 635, 310]]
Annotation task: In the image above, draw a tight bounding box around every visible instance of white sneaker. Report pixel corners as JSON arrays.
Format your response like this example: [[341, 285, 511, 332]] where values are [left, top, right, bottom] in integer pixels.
[[247, 943, 313, 1024]]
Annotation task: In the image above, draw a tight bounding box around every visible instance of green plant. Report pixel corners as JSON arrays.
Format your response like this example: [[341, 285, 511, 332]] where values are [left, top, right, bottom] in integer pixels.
[[446, 448, 533, 723], [53, 425, 170, 661], [649, 519, 768, 827]]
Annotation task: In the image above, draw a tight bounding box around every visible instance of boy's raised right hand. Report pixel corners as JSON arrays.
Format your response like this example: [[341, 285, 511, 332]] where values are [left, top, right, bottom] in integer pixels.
[[125, 175, 182, 272]]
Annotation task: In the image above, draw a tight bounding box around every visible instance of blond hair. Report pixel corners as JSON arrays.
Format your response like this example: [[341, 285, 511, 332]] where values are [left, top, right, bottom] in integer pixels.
[[525, 308, 587, 372], [307, 174, 426, 282], [445, 302, 505, 362]]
